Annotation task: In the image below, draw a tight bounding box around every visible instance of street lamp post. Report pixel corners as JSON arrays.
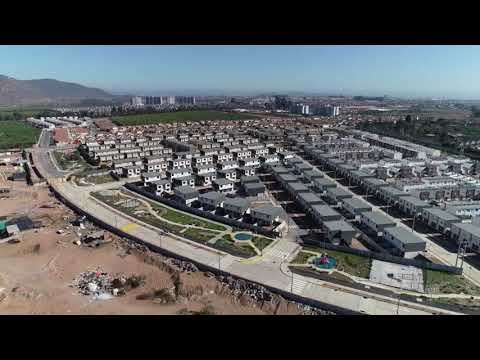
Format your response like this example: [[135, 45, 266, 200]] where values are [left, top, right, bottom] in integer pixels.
[[291, 269, 294, 293], [412, 213, 420, 232]]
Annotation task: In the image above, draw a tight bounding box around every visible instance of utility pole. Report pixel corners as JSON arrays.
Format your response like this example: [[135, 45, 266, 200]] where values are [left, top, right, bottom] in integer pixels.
[[396, 293, 400, 315], [291, 269, 294, 293], [455, 239, 466, 268]]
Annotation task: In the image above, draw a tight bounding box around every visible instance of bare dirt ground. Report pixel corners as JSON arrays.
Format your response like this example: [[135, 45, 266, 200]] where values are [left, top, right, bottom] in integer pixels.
[[0, 182, 307, 315]]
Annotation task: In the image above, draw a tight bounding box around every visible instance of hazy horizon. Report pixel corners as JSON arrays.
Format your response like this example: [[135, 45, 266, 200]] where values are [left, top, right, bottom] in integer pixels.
[[1, 45, 480, 100]]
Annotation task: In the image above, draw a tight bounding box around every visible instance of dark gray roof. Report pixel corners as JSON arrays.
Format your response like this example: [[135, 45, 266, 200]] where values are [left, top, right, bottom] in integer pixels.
[[452, 223, 480, 237], [323, 220, 356, 233], [214, 178, 234, 186], [303, 169, 324, 178], [400, 196, 432, 208], [361, 211, 396, 226], [168, 168, 192, 174], [251, 205, 283, 217], [342, 197, 372, 210], [142, 172, 163, 178], [174, 186, 198, 196], [363, 178, 388, 187], [223, 197, 250, 208], [326, 187, 353, 198], [423, 207, 461, 222], [288, 182, 310, 193], [151, 179, 171, 186], [243, 182, 266, 191], [295, 162, 313, 171], [278, 174, 299, 182], [271, 166, 291, 175], [314, 178, 337, 188], [198, 191, 225, 202], [241, 175, 260, 184], [296, 192, 324, 204], [384, 227, 426, 246], [381, 186, 409, 198], [351, 170, 374, 178], [218, 168, 236, 174], [311, 205, 341, 218]]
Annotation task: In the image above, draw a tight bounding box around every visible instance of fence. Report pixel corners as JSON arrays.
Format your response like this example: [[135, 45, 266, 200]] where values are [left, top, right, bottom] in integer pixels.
[[303, 240, 463, 275], [49, 184, 358, 315], [124, 182, 278, 238]]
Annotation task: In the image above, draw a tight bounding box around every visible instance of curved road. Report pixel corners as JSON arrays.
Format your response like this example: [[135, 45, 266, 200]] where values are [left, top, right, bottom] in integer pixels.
[[33, 145, 463, 315]]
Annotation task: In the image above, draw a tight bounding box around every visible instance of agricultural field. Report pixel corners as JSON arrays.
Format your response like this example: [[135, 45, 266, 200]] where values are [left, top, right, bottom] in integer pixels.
[[112, 111, 258, 126], [0, 120, 41, 150], [0, 106, 54, 120]]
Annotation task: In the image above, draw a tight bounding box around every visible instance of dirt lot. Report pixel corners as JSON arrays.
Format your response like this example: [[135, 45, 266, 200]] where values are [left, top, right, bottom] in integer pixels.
[[0, 183, 312, 315]]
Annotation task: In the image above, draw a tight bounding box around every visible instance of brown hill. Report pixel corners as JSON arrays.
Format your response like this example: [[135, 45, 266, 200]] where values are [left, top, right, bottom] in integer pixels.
[[0, 75, 113, 105]]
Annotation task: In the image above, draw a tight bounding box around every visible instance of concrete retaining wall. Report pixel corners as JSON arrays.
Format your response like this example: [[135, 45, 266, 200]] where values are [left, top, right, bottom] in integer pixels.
[[49, 184, 359, 315]]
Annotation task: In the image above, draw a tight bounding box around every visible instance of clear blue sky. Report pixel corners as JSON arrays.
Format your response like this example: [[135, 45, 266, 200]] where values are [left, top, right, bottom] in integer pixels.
[[0, 45, 479, 98]]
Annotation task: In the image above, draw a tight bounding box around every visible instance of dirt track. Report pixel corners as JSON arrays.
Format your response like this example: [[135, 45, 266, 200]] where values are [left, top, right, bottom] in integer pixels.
[[0, 182, 305, 315]]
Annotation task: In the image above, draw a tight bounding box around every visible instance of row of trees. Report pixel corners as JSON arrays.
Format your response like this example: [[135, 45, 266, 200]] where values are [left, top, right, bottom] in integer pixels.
[[0, 111, 24, 121]]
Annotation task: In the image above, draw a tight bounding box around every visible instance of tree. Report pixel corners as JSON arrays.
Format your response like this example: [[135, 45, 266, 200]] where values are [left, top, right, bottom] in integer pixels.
[[405, 115, 412, 123]]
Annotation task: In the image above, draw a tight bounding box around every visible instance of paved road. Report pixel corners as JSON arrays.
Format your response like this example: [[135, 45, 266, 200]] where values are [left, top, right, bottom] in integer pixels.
[[301, 155, 480, 287], [52, 178, 461, 315], [32, 130, 73, 180], [33, 145, 463, 315]]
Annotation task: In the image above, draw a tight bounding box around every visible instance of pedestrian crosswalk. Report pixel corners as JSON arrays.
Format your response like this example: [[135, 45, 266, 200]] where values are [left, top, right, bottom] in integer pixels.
[[287, 277, 308, 295], [266, 248, 290, 261], [208, 255, 234, 270]]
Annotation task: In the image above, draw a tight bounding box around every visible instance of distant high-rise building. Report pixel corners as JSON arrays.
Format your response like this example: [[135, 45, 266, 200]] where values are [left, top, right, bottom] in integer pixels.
[[130, 96, 144, 106], [309, 104, 340, 116], [176, 96, 196, 105]]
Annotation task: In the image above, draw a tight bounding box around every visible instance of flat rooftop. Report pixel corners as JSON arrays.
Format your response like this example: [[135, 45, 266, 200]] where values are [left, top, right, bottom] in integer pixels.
[[323, 220, 356, 233], [384, 226, 426, 246], [362, 211, 396, 226], [311, 205, 341, 218], [423, 207, 461, 222], [342, 197, 372, 210]]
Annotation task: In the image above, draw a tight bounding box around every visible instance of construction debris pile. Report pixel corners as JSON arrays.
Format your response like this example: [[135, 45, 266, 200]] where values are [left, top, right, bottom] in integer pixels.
[[217, 275, 273, 302], [115, 237, 336, 314], [71, 269, 145, 299], [293, 301, 336, 315], [165, 258, 199, 273]]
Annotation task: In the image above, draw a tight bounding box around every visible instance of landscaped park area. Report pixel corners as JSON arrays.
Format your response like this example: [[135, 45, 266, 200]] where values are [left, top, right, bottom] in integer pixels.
[[91, 189, 275, 258]]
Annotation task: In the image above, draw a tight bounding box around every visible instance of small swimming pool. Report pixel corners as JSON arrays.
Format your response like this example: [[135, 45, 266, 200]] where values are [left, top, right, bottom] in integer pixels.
[[234, 233, 253, 241]]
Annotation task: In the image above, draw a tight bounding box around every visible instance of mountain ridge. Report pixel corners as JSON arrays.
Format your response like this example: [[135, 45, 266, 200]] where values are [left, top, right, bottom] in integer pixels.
[[0, 75, 114, 105]]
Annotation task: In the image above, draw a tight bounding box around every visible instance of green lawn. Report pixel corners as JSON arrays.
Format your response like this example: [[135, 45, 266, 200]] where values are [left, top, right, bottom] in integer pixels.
[[53, 149, 92, 172], [0, 107, 54, 120], [211, 234, 257, 258], [84, 174, 116, 185], [251, 236, 274, 251], [302, 245, 372, 278], [154, 205, 226, 231], [112, 111, 258, 126], [182, 228, 218, 243], [424, 269, 480, 295], [0, 121, 41, 150], [291, 251, 314, 264], [91, 191, 184, 233]]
